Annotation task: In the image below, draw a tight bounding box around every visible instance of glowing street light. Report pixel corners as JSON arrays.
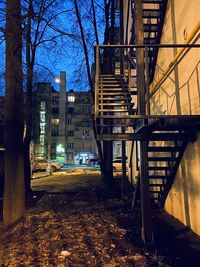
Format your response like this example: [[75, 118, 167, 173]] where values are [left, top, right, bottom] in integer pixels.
[[54, 77, 60, 84]]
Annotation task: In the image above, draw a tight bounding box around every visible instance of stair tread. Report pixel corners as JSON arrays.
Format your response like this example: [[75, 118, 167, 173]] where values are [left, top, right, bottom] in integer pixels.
[[148, 157, 177, 161], [148, 166, 172, 170], [99, 92, 131, 95], [99, 97, 131, 101], [148, 146, 181, 152], [99, 109, 129, 112], [99, 103, 128, 106], [149, 175, 169, 179], [99, 88, 125, 91], [149, 183, 164, 186]]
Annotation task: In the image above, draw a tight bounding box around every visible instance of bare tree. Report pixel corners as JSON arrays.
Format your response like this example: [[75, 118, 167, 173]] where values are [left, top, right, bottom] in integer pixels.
[[23, 0, 75, 196], [72, 0, 117, 180], [3, 0, 25, 225]]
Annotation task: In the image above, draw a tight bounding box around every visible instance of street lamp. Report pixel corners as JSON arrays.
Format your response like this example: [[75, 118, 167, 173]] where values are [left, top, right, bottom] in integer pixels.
[[54, 77, 60, 84]]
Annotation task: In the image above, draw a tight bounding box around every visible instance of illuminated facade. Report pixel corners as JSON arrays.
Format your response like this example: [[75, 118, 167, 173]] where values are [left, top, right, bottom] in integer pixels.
[[33, 72, 97, 164], [65, 89, 97, 164]]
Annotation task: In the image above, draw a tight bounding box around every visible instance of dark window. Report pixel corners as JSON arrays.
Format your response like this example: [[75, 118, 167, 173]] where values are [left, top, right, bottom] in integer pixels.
[[67, 130, 74, 137], [67, 107, 75, 114], [67, 118, 72, 125], [52, 107, 59, 114], [67, 143, 74, 149], [52, 130, 58, 136]]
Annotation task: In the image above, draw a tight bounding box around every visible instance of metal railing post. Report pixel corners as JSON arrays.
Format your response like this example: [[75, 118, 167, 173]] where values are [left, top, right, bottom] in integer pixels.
[[95, 45, 99, 117], [145, 47, 150, 115]]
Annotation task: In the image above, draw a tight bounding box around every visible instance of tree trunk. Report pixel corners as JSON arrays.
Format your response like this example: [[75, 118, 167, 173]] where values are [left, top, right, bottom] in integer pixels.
[[24, 0, 33, 197], [74, 0, 93, 93], [3, 0, 25, 225], [91, 0, 99, 45]]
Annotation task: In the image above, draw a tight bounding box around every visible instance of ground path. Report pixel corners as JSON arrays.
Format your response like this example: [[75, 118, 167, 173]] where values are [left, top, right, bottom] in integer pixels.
[[0, 169, 200, 266]]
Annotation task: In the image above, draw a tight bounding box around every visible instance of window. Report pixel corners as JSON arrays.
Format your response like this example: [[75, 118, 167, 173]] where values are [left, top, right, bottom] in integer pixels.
[[82, 107, 89, 113], [52, 118, 59, 125], [67, 130, 74, 137], [51, 143, 56, 148], [82, 119, 89, 126], [40, 135, 45, 145], [68, 95, 75, 102], [67, 118, 72, 125], [52, 130, 58, 136], [83, 129, 89, 137], [52, 107, 59, 114], [52, 95, 59, 104], [67, 143, 74, 149], [40, 111, 45, 122], [40, 123, 45, 134], [67, 153, 74, 160], [40, 101, 46, 111], [67, 107, 75, 114]]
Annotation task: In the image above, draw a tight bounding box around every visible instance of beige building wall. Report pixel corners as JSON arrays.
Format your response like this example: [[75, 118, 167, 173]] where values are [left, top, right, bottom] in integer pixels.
[[150, 0, 200, 235]]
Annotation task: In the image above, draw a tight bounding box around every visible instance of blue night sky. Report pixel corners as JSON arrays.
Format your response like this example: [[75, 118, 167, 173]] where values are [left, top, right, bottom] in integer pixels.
[[0, 0, 105, 95]]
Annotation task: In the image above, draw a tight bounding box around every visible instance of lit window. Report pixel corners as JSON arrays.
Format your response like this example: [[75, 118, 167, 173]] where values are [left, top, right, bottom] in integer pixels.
[[68, 95, 75, 102], [40, 123, 45, 134], [52, 118, 59, 125], [56, 144, 65, 153], [40, 111, 45, 122], [40, 101, 46, 111]]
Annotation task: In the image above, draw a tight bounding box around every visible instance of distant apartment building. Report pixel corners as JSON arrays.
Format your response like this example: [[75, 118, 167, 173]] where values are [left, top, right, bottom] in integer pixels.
[[66, 89, 97, 164], [33, 71, 97, 164]]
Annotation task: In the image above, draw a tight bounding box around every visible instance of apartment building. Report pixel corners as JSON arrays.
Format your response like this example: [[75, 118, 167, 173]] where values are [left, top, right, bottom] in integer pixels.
[[33, 71, 97, 164], [66, 90, 97, 164]]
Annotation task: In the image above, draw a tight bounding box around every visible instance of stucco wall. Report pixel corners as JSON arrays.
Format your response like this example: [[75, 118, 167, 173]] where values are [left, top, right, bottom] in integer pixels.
[[150, 0, 200, 235]]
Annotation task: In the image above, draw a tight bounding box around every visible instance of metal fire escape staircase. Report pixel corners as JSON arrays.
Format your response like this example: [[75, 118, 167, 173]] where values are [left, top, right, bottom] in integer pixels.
[[94, 0, 200, 212]]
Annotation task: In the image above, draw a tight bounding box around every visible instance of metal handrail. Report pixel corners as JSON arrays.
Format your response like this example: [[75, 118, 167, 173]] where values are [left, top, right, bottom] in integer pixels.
[[94, 46, 99, 117], [96, 44, 200, 49]]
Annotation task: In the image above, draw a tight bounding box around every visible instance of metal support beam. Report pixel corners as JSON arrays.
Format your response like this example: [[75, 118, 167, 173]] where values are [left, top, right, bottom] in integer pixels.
[[135, 0, 153, 244], [121, 136, 126, 200], [96, 132, 194, 142]]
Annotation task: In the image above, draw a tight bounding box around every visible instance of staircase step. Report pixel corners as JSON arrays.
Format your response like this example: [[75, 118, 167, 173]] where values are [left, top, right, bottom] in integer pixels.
[[143, 0, 163, 3], [148, 146, 181, 152], [148, 157, 177, 161], [149, 183, 164, 186], [99, 103, 128, 106], [99, 97, 131, 101], [149, 190, 161, 193], [143, 9, 161, 18], [144, 23, 159, 32], [99, 92, 131, 96], [99, 109, 129, 112], [149, 175, 169, 179], [148, 166, 172, 171], [99, 81, 124, 84], [99, 84, 125, 87], [99, 88, 124, 91]]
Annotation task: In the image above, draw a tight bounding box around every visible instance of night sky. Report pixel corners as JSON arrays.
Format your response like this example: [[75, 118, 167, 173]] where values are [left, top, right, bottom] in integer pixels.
[[0, 0, 104, 95]]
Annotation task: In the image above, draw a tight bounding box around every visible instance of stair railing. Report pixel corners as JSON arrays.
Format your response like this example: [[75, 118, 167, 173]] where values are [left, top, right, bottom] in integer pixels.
[[94, 45, 99, 118]]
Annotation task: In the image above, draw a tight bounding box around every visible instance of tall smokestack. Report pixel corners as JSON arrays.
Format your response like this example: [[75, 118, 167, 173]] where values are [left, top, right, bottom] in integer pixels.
[[59, 71, 66, 136]]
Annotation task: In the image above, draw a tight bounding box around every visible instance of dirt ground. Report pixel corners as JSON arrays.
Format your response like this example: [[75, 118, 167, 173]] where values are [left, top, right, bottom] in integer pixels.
[[0, 170, 200, 266]]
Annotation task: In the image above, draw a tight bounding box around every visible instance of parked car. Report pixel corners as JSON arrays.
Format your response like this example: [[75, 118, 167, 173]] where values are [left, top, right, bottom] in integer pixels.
[[87, 158, 100, 166], [113, 157, 128, 172], [32, 159, 62, 172], [51, 160, 65, 168]]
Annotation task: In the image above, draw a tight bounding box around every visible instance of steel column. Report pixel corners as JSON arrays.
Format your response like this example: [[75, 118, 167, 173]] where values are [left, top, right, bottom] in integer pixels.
[[135, 0, 153, 244]]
